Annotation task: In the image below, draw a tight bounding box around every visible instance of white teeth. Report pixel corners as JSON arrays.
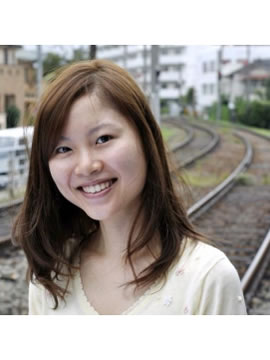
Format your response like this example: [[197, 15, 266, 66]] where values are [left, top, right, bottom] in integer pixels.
[[82, 181, 111, 194]]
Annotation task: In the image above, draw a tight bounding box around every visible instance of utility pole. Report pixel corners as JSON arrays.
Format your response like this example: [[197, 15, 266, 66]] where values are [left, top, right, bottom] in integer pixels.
[[143, 45, 147, 93], [246, 45, 251, 105], [37, 45, 43, 99], [89, 45, 96, 60], [123, 45, 128, 69], [216, 45, 223, 121], [151, 45, 160, 125]]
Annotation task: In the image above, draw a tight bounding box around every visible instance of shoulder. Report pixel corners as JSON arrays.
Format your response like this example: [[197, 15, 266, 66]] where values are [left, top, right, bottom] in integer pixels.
[[177, 238, 228, 274], [178, 238, 242, 286], [28, 280, 46, 314], [171, 238, 246, 314]]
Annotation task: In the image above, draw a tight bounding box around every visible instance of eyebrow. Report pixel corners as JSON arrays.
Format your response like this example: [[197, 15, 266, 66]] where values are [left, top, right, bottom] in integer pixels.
[[59, 122, 120, 141]]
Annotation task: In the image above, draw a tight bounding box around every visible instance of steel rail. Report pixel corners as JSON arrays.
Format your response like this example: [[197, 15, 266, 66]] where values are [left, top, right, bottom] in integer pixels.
[[180, 121, 270, 302], [241, 227, 270, 292], [187, 131, 253, 217], [169, 124, 194, 152], [164, 117, 220, 167]]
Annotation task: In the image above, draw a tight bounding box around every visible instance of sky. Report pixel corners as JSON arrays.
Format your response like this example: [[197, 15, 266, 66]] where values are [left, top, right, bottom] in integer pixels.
[[23, 45, 270, 63]]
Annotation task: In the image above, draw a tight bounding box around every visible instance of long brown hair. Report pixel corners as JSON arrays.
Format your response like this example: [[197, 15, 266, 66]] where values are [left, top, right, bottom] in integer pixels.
[[13, 59, 204, 309]]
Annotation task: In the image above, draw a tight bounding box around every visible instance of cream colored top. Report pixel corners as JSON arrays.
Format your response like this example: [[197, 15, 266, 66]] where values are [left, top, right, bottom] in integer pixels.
[[28, 239, 247, 315]]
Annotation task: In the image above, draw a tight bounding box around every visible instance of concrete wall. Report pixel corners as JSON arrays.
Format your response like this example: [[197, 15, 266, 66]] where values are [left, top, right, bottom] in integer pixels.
[[0, 112, 6, 129]]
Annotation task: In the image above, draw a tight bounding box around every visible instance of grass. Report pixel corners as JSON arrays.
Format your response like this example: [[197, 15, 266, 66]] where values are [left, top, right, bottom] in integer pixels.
[[198, 116, 270, 138], [262, 174, 270, 185], [182, 171, 229, 188], [160, 126, 177, 142], [249, 127, 270, 137], [236, 173, 256, 186]]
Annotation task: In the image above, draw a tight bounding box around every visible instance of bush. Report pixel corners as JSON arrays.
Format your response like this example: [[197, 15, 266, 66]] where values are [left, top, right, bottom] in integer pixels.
[[236, 99, 270, 129], [207, 102, 230, 122], [7, 105, 20, 128]]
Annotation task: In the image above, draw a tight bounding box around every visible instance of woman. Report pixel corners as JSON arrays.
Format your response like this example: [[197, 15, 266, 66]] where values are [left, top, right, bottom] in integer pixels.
[[13, 59, 246, 315]]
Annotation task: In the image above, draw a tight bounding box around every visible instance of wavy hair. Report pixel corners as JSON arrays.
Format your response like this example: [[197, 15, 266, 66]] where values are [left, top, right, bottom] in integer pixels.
[[13, 59, 205, 309]]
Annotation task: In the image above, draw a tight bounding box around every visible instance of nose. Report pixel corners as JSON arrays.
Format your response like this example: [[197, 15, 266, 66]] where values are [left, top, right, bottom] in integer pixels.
[[74, 151, 103, 176]]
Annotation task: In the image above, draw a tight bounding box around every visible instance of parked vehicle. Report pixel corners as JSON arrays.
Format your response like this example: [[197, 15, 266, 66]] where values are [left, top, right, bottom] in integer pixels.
[[0, 127, 34, 189]]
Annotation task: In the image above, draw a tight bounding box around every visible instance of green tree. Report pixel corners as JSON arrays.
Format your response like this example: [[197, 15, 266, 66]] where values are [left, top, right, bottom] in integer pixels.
[[186, 87, 196, 110], [70, 47, 87, 62], [265, 79, 270, 100], [7, 105, 20, 128], [43, 52, 66, 75], [180, 87, 196, 115]]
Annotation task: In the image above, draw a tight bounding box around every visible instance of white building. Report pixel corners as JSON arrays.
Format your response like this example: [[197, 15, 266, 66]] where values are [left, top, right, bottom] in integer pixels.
[[189, 45, 270, 113], [97, 45, 185, 115], [98, 45, 270, 115]]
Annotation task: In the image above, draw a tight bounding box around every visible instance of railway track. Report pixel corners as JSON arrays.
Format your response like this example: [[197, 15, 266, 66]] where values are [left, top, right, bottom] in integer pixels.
[[165, 118, 270, 314], [187, 125, 270, 314]]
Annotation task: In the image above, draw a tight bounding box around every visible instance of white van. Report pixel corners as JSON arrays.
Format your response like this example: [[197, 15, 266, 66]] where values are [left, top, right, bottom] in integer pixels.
[[0, 126, 34, 189]]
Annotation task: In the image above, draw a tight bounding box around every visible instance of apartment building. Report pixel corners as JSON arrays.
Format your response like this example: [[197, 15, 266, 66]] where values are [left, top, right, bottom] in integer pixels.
[[0, 45, 24, 128], [191, 46, 270, 113], [0, 46, 37, 128], [16, 49, 38, 123], [97, 45, 185, 115], [96, 45, 221, 115]]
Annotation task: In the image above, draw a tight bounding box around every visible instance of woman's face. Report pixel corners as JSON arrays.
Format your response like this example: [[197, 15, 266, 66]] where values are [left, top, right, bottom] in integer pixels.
[[48, 94, 147, 222]]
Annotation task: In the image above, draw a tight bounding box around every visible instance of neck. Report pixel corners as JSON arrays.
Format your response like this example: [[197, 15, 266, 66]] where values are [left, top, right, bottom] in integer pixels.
[[85, 209, 160, 265]]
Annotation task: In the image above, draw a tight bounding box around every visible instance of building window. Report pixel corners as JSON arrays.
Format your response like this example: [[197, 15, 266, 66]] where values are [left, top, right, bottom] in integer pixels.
[[174, 47, 182, 54], [210, 84, 215, 94], [210, 61, 215, 72], [4, 48, 8, 64], [203, 62, 207, 73], [202, 84, 207, 94], [161, 48, 169, 55], [4, 94, 15, 111]]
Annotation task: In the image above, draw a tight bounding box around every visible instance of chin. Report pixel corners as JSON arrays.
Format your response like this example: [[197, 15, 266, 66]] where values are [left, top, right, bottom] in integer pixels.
[[83, 208, 114, 222]]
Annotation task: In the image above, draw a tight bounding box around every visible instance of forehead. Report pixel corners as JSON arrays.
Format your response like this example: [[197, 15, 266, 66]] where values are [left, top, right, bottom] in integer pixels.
[[61, 94, 137, 135]]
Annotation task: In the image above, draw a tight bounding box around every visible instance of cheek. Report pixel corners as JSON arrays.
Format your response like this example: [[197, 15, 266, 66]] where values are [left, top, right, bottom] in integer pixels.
[[109, 143, 146, 185], [48, 160, 69, 189]]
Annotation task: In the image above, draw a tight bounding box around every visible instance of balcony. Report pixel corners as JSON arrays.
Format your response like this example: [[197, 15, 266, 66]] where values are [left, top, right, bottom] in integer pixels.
[[159, 88, 180, 100]]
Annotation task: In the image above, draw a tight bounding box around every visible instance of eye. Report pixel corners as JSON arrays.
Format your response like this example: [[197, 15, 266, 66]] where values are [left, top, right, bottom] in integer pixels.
[[55, 146, 71, 154], [96, 135, 112, 145]]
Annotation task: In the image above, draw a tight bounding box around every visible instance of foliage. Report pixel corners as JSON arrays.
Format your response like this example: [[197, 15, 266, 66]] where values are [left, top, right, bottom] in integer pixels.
[[6, 105, 20, 128], [235, 98, 270, 128], [265, 79, 270, 100], [160, 99, 169, 114], [207, 102, 230, 122], [69, 47, 87, 63], [208, 96, 270, 128], [180, 87, 196, 110], [43, 52, 66, 75], [236, 173, 256, 186], [186, 87, 196, 107]]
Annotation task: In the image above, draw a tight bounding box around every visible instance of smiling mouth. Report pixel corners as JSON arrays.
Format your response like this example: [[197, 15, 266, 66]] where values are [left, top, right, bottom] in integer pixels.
[[79, 179, 117, 194]]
